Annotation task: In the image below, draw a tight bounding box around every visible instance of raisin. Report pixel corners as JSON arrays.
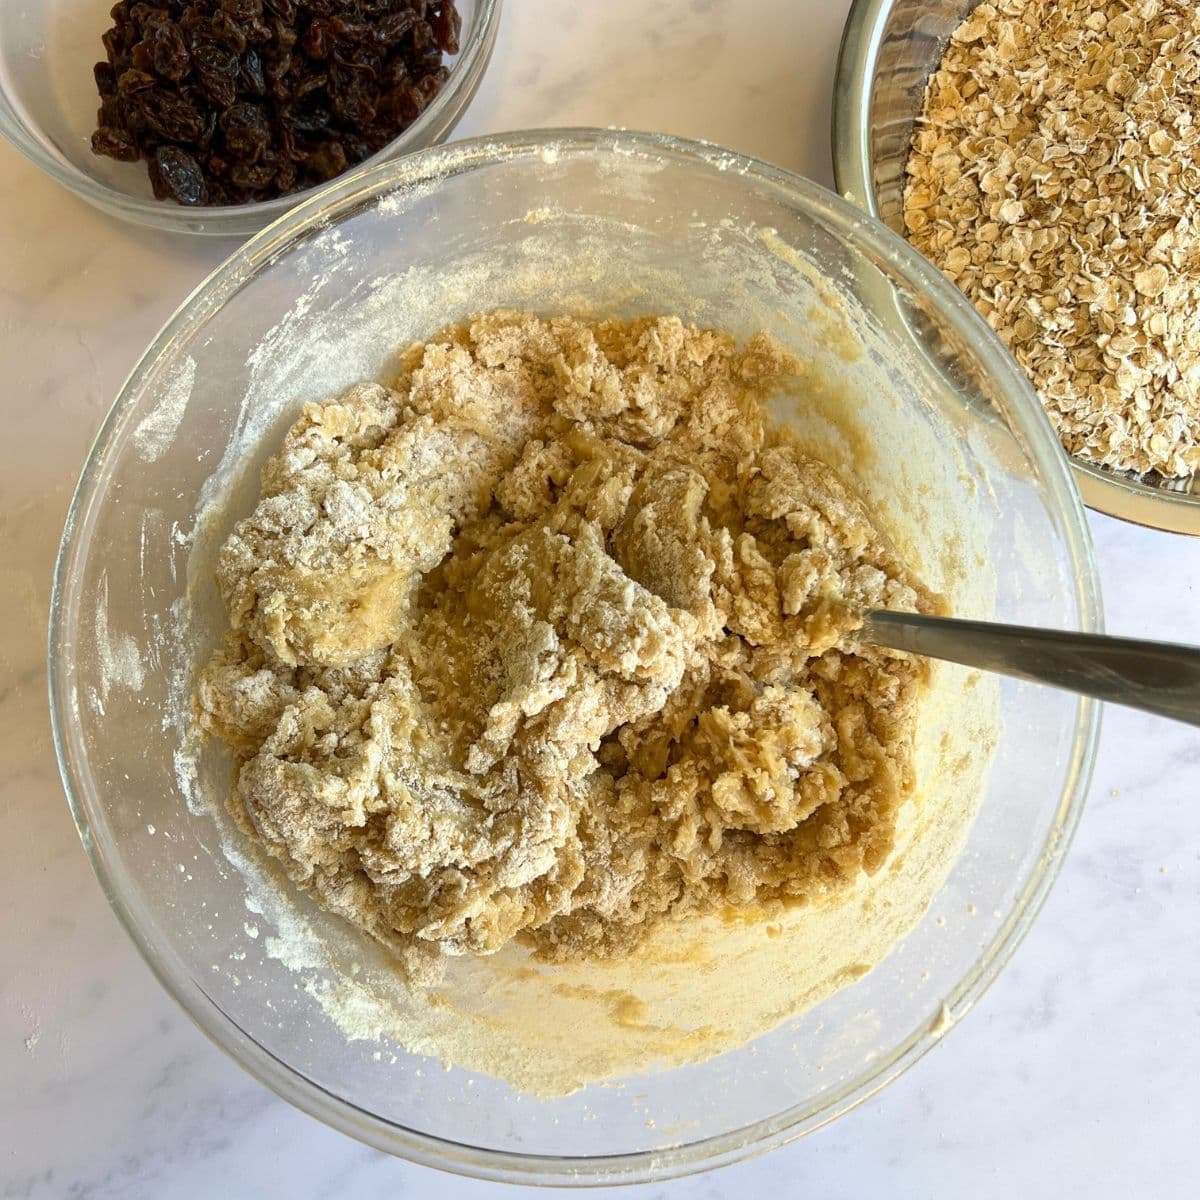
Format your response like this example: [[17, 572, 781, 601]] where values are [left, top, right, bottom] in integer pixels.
[[291, 69, 327, 98], [231, 154, 277, 190], [197, 105, 220, 148], [384, 57, 412, 88], [303, 18, 333, 60], [117, 96, 148, 137], [148, 20, 190, 81], [206, 151, 233, 180], [220, 0, 262, 19], [287, 96, 332, 132], [94, 61, 118, 96], [331, 75, 377, 126], [341, 132, 371, 163], [221, 101, 271, 160], [263, 55, 295, 100], [277, 120, 298, 161], [406, 47, 444, 79], [129, 4, 165, 32], [272, 22, 297, 53], [239, 47, 265, 94], [90, 0, 462, 206], [430, 4, 460, 55], [332, 40, 378, 72], [209, 12, 249, 54], [328, 17, 371, 42], [274, 158, 296, 191], [98, 95, 122, 126], [306, 139, 347, 181], [413, 72, 441, 111], [117, 67, 156, 94], [130, 41, 155, 73], [192, 41, 240, 107], [241, 17, 274, 46], [382, 81, 421, 124], [92, 126, 140, 161], [140, 88, 207, 141], [151, 145, 208, 204], [178, 8, 208, 43], [410, 20, 433, 53], [377, 12, 418, 46]]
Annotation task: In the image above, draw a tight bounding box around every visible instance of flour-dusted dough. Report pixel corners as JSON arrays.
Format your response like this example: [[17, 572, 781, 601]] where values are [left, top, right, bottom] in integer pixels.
[[197, 312, 933, 984]]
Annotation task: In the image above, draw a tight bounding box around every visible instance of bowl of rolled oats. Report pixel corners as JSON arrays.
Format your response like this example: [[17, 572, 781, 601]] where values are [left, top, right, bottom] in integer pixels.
[[834, 0, 1200, 534]]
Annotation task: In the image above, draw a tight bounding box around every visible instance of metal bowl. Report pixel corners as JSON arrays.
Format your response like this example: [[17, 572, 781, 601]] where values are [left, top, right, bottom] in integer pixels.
[[833, 0, 1200, 535]]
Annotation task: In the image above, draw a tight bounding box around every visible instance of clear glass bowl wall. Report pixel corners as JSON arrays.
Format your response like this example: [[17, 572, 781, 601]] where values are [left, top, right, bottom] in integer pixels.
[[50, 131, 1099, 1184]]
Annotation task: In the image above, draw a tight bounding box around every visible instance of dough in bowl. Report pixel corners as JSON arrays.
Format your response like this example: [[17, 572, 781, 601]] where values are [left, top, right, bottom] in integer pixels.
[[197, 311, 935, 986]]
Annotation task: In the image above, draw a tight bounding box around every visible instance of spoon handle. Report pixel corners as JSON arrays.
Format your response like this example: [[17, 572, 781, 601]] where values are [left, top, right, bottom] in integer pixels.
[[862, 610, 1200, 728]]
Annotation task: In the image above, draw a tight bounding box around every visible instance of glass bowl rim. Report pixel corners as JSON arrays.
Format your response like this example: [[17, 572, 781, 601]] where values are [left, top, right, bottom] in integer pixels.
[[0, 0, 501, 236], [831, 0, 1200, 536], [48, 126, 1102, 1186]]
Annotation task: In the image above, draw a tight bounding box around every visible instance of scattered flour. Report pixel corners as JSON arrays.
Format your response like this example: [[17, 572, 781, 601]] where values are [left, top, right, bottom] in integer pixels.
[[132, 355, 195, 463]]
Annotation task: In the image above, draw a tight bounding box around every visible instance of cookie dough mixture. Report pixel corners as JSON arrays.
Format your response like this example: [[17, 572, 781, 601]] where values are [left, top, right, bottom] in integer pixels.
[[197, 312, 934, 985]]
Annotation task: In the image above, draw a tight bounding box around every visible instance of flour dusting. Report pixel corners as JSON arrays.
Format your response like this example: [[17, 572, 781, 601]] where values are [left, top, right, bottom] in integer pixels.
[[132, 355, 195, 463], [94, 573, 145, 705]]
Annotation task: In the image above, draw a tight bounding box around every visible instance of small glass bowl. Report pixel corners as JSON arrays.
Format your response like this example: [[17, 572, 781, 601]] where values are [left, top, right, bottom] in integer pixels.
[[50, 129, 1099, 1184], [0, 0, 499, 237], [832, 0, 1200, 535]]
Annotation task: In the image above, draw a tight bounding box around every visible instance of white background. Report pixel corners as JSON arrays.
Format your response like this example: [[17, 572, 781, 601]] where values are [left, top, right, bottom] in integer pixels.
[[2, 1, 1198, 1196]]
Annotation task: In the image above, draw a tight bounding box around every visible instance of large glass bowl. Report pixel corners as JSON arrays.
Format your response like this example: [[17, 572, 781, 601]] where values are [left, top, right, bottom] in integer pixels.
[[0, 0, 499, 237], [49, 129, 1100, 1184], [832, 0, 1200, 535]]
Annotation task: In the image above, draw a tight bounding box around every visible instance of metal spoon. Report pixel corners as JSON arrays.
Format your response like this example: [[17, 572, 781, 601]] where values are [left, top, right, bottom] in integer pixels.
[[861, 610, 1200, 728]]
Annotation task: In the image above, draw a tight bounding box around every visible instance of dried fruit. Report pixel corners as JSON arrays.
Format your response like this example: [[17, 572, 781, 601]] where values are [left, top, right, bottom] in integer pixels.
[[431, 3, 461, 55], [91, 126, 140, 161], [147, 20, 190, 81], [192, 41, 240, 107], [239, 46, 265, 94], [220, 101, 270, 160], [91, 0, 461, 206], [141, 88, 207, 141], [151, 144, 208, 204], [220, 0, 262, 19], [306, 138, 347, 181]]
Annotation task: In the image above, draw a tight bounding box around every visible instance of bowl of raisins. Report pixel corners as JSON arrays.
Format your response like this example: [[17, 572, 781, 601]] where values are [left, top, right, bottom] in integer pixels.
[[0, 0, 500, 236]]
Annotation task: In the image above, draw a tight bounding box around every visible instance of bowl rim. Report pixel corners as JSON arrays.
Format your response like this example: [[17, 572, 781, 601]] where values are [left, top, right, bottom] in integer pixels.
[[0, 0, 501, 237], [49, 126, 1102, 1185], [831, 0, 1200, 536]]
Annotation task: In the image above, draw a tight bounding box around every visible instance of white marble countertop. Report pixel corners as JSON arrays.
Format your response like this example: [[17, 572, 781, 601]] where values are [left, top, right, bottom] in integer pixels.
[[2, 1, 1199, 1196]]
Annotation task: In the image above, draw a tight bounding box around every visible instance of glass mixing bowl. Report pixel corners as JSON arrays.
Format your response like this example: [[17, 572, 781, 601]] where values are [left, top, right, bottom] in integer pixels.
[[50, 129, 1100, 1184], [0, 0, 499, 237], [832, 0, 1200, 535]]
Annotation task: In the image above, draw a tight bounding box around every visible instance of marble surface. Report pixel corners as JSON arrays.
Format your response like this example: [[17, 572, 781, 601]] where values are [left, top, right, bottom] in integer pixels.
[[2, 1, 1198, 1196]]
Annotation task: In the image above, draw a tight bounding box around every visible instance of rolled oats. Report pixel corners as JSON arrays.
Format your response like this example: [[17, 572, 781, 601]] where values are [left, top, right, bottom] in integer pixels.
[[904, 0, 1200, 478]]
